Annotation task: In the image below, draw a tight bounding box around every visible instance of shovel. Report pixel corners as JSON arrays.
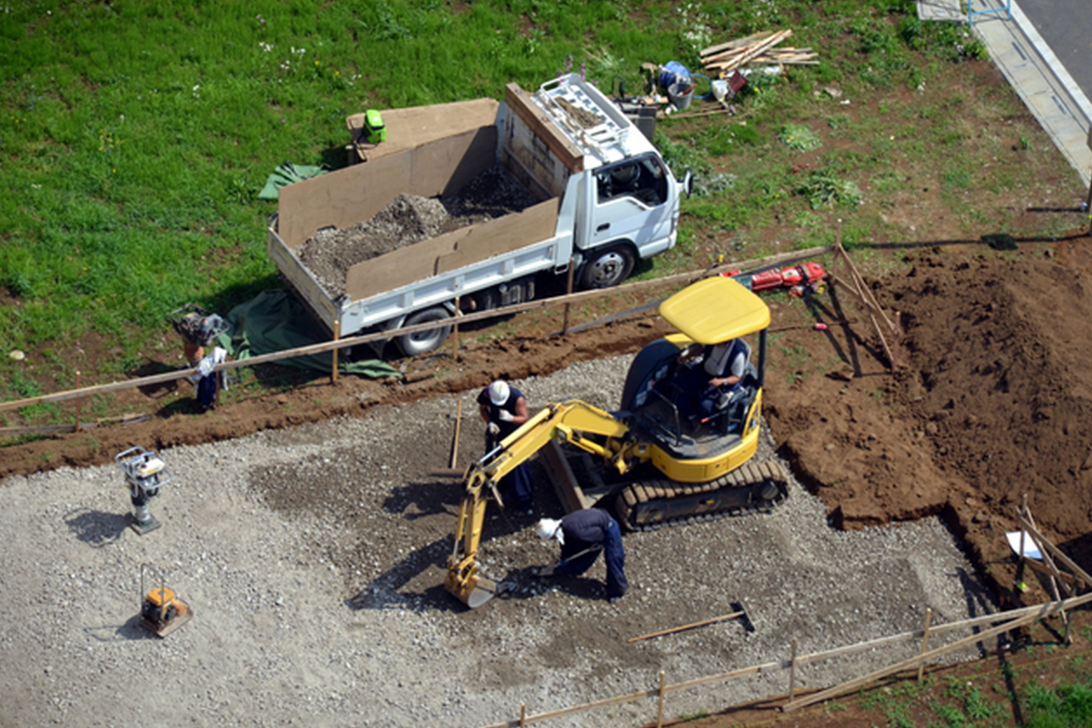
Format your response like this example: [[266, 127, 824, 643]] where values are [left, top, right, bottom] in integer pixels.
[[628, 601, 754, 642]]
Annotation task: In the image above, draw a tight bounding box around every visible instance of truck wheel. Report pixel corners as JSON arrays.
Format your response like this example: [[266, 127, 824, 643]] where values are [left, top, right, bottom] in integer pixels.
[[396, 307, 453, 357], [579, 245, 635, 290]]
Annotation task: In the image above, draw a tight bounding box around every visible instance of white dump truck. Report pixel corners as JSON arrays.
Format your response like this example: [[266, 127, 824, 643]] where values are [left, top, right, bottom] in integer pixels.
[[267, 73, 691, 356]]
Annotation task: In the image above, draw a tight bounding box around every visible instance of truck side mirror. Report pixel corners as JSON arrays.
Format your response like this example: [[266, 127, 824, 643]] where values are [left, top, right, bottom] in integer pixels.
[[681, 169, 694, 199]]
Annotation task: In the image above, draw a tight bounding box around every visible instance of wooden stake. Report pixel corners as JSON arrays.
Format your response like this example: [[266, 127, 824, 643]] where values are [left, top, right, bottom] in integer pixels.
[[892, 312, 901, 375], [519, 702, 526, 728], [452, 296, 460, 361], [917, 608, 933, 682], [450, 400, 463, 469], [562, 258, 575, 335], [656, 671, 666, 728], [74, 370, 82, 432], [629, 610, 746, 643], [331, 319, 340, 385], [787, 637, 798, 704]]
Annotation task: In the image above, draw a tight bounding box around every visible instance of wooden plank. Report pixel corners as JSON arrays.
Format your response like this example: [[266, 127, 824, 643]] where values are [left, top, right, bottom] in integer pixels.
[[706, 30, 793, 72], [700, 31, 776, 58], [503, 83, 584, 174], [0, 423, 78, 437], [541, 440, 589, 513]]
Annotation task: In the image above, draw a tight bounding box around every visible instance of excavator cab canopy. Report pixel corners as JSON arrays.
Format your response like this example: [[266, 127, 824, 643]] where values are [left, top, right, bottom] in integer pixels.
[[659, 276, 769, 344]]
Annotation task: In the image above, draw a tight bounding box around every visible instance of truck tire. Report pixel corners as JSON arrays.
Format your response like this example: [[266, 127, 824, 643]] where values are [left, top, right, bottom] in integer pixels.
[[579, 245, 635, 290], [396, 307, 453, 357]]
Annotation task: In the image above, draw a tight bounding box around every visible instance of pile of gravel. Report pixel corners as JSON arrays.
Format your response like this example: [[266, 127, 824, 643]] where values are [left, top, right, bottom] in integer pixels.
[[296, 164, 538, 297], [0, 355, 997, 727]]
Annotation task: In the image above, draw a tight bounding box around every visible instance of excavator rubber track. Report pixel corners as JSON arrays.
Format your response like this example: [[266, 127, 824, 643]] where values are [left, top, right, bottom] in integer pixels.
[[614, 460, 789, 532]]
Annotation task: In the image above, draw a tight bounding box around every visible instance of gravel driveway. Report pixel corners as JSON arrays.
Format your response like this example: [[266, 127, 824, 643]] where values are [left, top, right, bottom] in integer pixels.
[[0, 356, 994, 727]]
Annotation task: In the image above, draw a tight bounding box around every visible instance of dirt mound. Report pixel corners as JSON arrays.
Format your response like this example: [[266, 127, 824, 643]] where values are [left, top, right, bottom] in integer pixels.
[[765, 247, 1092, 599], [296, 164, 538, 295]]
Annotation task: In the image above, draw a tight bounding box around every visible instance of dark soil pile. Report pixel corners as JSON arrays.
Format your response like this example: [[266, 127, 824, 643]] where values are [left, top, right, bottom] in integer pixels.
[[765, 247, 1092, 600], [296, 164, 538, 296]]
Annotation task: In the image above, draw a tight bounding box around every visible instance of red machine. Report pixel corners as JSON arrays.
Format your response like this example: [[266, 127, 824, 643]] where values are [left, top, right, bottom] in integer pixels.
[[723, 262, 826, 296]]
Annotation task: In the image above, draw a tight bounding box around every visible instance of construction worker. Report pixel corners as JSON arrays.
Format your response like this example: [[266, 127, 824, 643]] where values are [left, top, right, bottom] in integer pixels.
[[535, 510, 628, 603], [477, 379, 534, 514], [676, 338, 750, 425], [189, 346, 228, 413]]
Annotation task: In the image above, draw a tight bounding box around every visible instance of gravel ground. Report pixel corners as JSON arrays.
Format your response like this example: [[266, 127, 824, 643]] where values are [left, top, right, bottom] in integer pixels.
[[0, 356, 996, 727], [296, 164, 537, 296]]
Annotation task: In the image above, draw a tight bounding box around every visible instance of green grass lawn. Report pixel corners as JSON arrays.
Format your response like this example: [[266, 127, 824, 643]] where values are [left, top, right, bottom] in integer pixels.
[[0, 0, 1080, 408]]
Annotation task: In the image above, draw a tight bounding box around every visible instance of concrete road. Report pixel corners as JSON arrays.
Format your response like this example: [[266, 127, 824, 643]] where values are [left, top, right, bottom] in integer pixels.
[[1017, 0, 1092, 110]]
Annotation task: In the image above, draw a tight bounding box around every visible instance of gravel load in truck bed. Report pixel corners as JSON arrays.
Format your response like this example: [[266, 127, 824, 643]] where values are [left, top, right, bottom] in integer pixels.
[[296, 163, 539, 297]]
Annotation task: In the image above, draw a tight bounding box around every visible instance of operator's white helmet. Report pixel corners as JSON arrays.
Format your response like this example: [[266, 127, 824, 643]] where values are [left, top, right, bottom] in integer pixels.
[[489, 380, 510, 406], [537, 518, 562, 541]]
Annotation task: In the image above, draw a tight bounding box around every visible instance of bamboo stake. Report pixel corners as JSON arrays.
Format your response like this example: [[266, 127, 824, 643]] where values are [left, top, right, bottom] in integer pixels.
[[782, 594, 1092, 713], [917, 608, 933, 682], [629, 610, 746, 642], [1015, 514, 1092, 587], [450, 400, 463, 469], [788, 637, 798, 704], [656, 671, 666, 728], [1017, 508, 1072, 643]]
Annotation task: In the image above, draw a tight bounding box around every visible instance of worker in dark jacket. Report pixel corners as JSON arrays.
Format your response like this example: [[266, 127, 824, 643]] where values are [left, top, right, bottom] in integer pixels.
[[536, 509, 628, 603], [477, 380, 534, 514]]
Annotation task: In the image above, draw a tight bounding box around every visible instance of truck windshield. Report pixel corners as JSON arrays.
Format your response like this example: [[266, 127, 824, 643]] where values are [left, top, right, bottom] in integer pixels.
[[596, 155, 668, 207]]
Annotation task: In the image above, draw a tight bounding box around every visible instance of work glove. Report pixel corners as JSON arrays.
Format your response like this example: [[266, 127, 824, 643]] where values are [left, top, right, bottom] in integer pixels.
[[487, 422, 501, 436], [497, 409, 514, 423]]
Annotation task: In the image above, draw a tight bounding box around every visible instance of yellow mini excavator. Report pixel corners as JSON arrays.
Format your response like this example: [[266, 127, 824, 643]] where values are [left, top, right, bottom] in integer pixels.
[[445, 276, 789, 607]]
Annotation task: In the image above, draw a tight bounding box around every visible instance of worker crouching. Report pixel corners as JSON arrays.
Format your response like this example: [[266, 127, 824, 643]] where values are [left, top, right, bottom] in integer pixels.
[[536, 510, 628, 603]]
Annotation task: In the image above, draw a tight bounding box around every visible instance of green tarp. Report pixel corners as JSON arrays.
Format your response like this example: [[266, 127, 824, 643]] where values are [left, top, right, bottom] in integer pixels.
[[222, 290, 400, 378], [257, 162, 331, 200]]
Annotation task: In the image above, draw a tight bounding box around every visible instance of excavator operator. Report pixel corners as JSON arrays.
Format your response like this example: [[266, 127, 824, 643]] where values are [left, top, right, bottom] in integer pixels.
[[676, 338, 750, 426]]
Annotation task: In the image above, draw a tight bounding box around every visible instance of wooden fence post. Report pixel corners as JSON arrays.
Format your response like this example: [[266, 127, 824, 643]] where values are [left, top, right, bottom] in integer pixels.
[[656, 670, 666, 728], [917, 608, 933, 682], [331, 319, 340, 384], [788, 637, 798, 704], [74, 370, 82, 432]]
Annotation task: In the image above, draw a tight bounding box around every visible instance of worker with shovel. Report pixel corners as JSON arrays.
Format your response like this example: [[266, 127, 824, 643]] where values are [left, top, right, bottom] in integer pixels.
[[535, 510, 628, 604]]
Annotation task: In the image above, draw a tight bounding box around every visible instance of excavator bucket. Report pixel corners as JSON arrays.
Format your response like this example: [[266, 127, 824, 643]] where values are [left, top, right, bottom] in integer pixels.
[[445, 568, 499, 609]]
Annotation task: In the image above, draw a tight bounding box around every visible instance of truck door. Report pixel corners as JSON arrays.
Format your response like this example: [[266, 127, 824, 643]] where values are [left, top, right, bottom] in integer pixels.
[[585, 154, 674, 257]]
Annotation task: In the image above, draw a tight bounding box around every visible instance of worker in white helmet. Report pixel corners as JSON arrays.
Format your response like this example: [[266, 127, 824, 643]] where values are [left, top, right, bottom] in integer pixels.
[[536, 510, 628, 603], [477, 379, 533, 514]]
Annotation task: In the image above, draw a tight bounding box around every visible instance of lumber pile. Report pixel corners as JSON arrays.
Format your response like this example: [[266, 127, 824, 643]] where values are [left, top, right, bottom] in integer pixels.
[[700, 30, 818, 76]]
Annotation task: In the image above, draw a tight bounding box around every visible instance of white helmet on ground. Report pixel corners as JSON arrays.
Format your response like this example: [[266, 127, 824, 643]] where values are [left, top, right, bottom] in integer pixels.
[[536, 518, 563, 542], [489, 380, 510, 406]]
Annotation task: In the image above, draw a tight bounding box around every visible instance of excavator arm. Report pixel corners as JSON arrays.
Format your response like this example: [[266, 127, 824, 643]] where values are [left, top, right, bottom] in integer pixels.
[[445, 399, 634, 608]]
